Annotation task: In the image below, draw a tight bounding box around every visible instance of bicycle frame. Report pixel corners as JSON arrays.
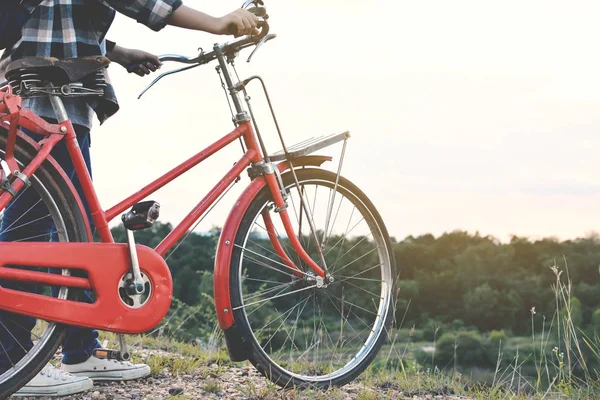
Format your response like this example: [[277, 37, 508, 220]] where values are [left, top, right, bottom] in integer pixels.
[[0, 41, 328, 334]]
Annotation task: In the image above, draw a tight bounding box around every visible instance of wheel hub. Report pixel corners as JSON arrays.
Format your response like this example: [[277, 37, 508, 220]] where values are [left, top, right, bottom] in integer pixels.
[[304, 271, 333, 289]]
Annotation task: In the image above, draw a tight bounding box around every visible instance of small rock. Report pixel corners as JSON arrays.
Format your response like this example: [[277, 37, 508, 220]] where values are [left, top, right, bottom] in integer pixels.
[[91, 392, 101, 399], [241, 370, 249, 377], [169, 388, 184, 396]]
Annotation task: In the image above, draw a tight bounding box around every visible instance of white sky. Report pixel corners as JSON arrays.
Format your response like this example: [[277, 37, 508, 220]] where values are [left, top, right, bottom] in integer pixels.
[[92, 1, 600, 242]]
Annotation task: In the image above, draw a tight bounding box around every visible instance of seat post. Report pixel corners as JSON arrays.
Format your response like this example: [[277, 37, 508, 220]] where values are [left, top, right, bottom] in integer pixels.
[[48, 85, 69, 123]]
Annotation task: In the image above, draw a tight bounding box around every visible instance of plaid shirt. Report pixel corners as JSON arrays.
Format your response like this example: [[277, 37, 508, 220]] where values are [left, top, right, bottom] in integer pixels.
[[0, 0, 182, 124]]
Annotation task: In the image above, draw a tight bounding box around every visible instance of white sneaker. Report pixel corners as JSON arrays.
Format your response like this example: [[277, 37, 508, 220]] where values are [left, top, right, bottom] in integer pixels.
[[62, 354, 151, 381], [12, 364, 93, 397]]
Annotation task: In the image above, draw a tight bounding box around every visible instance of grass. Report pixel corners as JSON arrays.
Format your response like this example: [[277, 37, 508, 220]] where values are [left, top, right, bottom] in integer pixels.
[[92, 261, 600, 400], [202, 380, 221, 394]]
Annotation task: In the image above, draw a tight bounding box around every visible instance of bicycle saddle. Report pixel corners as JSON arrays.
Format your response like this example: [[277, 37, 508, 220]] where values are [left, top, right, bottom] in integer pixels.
[[5, 56, 110, 84]]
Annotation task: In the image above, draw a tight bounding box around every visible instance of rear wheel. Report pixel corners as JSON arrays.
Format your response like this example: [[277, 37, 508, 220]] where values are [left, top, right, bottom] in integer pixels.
[[230, 168, 396, 388], [0, 128, 88, 397]]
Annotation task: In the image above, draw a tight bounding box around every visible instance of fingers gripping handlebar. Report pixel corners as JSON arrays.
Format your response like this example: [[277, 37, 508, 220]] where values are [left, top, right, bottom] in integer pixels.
[[227, 6, 269, 36], [136, 13, 274, 99], [127, 4, 269, 74]]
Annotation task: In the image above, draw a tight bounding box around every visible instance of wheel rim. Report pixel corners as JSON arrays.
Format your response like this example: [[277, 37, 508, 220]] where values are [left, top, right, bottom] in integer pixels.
[[236, 174, 393, 382], [0, 153, 69, 384]]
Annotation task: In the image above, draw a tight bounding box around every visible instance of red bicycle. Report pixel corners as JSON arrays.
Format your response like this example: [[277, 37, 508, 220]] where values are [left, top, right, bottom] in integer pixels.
[[0, 1, 396, 395]]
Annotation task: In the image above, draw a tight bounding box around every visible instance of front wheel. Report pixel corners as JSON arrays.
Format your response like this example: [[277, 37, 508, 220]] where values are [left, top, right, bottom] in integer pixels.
[[230, 168, 397, 388]]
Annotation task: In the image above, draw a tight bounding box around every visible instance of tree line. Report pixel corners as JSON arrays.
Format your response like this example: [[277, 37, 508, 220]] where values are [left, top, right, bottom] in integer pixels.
[[111, 223, 600, 340]]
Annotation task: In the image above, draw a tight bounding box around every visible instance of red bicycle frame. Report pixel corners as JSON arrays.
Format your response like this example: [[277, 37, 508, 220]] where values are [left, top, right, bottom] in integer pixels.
[[0, 82, 326, 334]]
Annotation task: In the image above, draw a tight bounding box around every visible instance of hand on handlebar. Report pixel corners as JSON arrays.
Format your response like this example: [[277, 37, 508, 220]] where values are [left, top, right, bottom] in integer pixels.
[[217, 9, 260, 37], [109, 46, 162, 77]]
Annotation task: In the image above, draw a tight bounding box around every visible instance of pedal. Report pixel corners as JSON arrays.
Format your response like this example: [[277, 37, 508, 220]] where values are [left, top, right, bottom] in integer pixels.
[[121, 202, 159, 295], [121, 201, 160, 231], [92, 348, 128, 361]]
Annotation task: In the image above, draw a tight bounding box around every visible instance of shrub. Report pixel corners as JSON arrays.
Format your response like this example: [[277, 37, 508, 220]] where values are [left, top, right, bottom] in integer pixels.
[[433, 331, 490, 368], [489, 329, 507, 345], [592, 309, 600, 334]]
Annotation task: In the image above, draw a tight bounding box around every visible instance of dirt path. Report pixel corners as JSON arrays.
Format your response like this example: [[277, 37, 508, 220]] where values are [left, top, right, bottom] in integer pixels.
[[17, 348, 472, 400]]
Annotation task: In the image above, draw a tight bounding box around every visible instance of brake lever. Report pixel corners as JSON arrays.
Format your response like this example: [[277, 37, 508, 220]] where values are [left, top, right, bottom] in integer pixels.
[[247, 33, 277, 63], [242, 0, 264, 8]]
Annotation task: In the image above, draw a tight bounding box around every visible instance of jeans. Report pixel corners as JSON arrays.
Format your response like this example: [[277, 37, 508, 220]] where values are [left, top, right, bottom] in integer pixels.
[[0, 123, 101, 374]]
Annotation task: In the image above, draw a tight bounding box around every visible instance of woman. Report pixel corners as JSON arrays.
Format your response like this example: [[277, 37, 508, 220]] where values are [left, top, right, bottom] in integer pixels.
[[0, 0, 258, 396]]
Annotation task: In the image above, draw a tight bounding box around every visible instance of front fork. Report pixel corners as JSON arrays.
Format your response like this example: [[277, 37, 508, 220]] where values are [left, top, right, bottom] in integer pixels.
[[260, 164, 328, 281]]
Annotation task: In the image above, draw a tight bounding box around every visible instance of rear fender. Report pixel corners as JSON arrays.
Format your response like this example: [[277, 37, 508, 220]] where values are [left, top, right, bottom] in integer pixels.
[[0, 123, 93, 241]]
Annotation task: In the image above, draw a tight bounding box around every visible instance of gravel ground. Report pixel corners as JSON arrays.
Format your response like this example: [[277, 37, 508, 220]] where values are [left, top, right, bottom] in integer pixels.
[[15, 349, 472, 400]]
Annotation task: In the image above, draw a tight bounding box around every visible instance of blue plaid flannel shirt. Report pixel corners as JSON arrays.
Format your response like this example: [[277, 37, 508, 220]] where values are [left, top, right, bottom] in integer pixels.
[[0, 0, 182, 124]]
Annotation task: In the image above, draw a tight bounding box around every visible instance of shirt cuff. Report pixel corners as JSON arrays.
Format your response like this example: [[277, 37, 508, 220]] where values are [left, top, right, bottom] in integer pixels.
[[145, 0, 183, 32], [105, 40, 116, 56]]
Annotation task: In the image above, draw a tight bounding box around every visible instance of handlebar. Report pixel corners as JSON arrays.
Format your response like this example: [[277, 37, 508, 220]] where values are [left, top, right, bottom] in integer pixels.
[[157, 54, 198, 64], [172, 18, 271, 66], [136, 16, 274, 98]]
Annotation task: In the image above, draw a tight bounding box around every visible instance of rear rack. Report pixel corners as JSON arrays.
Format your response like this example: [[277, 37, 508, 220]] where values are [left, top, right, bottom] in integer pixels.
[[269, 131, 350, 162]]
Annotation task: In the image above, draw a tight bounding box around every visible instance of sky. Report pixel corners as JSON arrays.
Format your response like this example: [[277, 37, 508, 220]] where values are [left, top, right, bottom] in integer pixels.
[[91, 1, 600, 242]]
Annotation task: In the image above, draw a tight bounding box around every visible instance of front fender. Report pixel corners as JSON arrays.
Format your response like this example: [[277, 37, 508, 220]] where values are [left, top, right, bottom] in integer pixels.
[[213, 155, 331, 330]]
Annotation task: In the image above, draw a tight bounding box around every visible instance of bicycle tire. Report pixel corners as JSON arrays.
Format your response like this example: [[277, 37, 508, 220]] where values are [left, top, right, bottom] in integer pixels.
[[230, 167, 397, 388], [0, 126, 88, 398]]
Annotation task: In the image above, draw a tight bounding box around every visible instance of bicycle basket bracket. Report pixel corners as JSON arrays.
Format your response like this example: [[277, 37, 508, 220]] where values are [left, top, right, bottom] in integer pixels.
[[268, 131, 350, 162]]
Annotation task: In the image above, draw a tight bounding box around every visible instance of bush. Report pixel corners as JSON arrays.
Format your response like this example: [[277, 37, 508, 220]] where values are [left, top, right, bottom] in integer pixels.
[[433, 331, 490, 368], [489, 329, 507, 345], [592, 309, 600, 334]]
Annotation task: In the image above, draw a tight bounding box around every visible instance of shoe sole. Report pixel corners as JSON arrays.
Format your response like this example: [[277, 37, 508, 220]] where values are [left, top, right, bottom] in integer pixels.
[[68, 365, 151, 382], [12, 379, 93, 397]]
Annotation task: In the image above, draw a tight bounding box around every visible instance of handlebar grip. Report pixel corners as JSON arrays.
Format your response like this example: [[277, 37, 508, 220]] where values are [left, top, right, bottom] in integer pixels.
[[126, 63, 142, 74], [227, 23, 240, 36], [126, 61, 160, 74], [228, 7, 268, 36]]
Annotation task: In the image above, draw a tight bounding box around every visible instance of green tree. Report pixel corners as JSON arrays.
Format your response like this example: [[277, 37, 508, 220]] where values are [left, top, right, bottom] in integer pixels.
[[463, 284, 521, 331]]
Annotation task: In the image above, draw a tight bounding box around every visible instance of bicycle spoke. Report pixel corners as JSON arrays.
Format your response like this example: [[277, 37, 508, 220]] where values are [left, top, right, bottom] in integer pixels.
[[329, 232, 373, 273], [248, 239, 285, 263], [287, 293, 312, 360], [324, 292, 363, 342], [287, 186, 306, 249], [0, 213, 52, 236], [331, 246, 379, 276], [1, 197, 43, 234], [335, 262, 384, 284], [234, 284, 317, 310], [340, 278, 382, 299], [325, 291, 379, 318], [0, 337, 14, 368], [324, 193, 344, 249], [0, 320, 28, 353], [243, 282, 291, 303], [13, 230, 59, 243], [246, 284, 291, 317], [237, 244, 306, 277], [243, 277, 286, 285], [6, 318, 42, 340], [254, 221, 303, 268], [324, 207, 358, 257], [259, 296, 311, 351]]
